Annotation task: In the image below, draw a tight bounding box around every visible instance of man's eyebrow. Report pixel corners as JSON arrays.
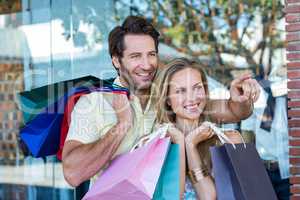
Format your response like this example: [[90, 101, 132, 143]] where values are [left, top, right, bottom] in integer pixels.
[[128, 52, 141, 56]]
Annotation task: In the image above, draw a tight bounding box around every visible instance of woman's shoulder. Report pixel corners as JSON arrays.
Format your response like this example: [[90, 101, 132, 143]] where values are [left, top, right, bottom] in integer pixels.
[[153, 122, 174, 131]]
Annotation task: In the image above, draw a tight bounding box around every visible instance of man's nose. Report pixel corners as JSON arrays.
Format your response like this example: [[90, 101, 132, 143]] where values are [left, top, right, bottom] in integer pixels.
[[141, 56, 152, 70]]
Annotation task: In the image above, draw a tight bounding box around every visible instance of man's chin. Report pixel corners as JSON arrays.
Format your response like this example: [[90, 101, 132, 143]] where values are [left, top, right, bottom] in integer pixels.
[[135, 82, 152, 91]]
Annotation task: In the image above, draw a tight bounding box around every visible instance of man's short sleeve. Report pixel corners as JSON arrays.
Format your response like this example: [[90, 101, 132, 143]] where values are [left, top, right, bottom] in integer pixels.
[[66, 92, 109, 144]]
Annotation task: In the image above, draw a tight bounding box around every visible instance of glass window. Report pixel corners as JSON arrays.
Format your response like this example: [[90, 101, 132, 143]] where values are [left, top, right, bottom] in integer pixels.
[[0, 0, 287, 199]]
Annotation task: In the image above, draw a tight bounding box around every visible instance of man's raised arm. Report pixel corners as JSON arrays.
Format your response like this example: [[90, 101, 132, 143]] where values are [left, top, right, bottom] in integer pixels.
[[62, 93, 132, 187], [208, 74, 260, 123]]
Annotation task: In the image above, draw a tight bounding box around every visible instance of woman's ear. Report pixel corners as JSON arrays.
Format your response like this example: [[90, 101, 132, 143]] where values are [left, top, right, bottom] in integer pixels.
[[112, 56, 121, 69]]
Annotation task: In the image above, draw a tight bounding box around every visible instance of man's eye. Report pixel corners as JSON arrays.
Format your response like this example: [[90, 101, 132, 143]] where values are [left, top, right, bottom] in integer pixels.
[[130, 55, 140, 59], [150, 53, 157, 57]]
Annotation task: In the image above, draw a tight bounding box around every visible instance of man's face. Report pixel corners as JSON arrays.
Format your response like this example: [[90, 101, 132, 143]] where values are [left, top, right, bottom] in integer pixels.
[[112, 34, 158, 91]]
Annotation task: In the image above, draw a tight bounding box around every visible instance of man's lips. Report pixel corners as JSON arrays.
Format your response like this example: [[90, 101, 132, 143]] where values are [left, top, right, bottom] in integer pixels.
[[136, 72, 154, 80]]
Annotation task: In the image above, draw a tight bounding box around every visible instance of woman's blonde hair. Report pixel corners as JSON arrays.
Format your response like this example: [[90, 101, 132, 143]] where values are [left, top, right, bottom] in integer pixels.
[[152, 58, 209, 124]]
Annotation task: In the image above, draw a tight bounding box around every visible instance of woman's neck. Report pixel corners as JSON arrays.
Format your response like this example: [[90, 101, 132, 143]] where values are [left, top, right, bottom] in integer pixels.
[[175, 118, 200, 135]]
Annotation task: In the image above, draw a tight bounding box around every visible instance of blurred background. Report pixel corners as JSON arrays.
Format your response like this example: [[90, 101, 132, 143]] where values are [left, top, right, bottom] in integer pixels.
[[0, 0, 286, 199]]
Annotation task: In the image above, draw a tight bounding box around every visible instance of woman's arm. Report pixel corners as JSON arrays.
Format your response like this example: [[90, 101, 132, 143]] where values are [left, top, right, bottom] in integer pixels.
[[185, 142, 216, 200], [185, 125, 217, 200]]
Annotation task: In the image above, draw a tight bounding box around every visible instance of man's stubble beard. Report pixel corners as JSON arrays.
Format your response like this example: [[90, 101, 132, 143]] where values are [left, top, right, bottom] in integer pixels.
[[119, 64, 157, 95]]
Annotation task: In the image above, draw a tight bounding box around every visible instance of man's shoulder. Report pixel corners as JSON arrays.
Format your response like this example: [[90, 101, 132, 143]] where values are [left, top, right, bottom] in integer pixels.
[[77, 77, 117, 103], [73, 77, 121, 113], [73, 91, 115, 114], [67, 91, 118, 121]]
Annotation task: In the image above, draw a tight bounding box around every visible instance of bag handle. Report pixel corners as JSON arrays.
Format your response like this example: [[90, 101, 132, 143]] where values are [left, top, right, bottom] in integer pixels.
[[130, 123, 170, 152], [202, 122, 246, 149]]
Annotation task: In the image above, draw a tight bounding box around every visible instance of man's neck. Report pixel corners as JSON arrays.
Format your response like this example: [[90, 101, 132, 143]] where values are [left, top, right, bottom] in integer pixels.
[[134, 89, 150, 111], [118, 77, 151, 111]]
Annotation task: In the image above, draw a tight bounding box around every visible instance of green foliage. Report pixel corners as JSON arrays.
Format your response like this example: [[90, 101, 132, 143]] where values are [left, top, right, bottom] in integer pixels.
[[114, 0, 285, 82]]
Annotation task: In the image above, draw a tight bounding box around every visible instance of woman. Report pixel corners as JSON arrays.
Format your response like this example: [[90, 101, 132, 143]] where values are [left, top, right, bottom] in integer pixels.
[[152, 58, 243, 199]]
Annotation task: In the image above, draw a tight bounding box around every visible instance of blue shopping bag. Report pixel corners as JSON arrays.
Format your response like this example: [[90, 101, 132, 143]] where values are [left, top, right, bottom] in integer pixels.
[[20, 102, 65, 157], [210, 143, 277, 200], [20, 85, 129, 157], [153, 144, 180, 200]]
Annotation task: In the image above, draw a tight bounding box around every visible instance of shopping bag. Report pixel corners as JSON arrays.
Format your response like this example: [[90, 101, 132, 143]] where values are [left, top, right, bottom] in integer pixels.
[[153, 143, 180, 200], [210, 143, 277, 200], [18, 76, 113, 124], [56, 91, 87, 160], [82, 136, 171, 200], [20, 85, 129, 157], [20, 101, 64, 157]]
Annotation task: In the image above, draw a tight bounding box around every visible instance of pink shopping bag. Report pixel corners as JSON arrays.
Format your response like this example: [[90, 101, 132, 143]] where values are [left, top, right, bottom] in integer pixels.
[[82, 136, 170, 200]]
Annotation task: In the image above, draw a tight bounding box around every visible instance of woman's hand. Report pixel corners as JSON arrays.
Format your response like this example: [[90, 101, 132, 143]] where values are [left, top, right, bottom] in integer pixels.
[[185, 123, 215, 147], [184, 123, 217, 200], [166, 125, 185, 144]]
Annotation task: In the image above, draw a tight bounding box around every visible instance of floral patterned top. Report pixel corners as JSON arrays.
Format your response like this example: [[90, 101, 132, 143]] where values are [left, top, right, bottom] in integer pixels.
[[150, 123, 221, 200], [184, 178, 197, 199]]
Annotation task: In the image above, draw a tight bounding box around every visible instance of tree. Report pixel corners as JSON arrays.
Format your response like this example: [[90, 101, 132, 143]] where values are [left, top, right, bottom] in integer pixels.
[[0, 0, 21, 14], [114, 0, 285, 84]]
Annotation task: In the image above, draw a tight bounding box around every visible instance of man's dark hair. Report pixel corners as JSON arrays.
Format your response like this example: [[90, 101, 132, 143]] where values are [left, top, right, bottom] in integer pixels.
[[108, 15, 160, 60]]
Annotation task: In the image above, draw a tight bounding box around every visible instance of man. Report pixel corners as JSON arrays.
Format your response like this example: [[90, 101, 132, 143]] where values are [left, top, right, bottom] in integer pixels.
[[62, 16, 260, 187]]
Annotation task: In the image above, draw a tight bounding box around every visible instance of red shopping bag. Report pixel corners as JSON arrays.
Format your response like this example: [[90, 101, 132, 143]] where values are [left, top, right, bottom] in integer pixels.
[[56, 92, 85, 160], [56, 89, 128, 160]]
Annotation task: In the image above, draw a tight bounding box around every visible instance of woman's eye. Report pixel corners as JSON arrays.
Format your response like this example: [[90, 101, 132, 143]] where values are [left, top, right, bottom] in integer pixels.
[[195, 85, 203, 90], [176, 88, 185, 94]]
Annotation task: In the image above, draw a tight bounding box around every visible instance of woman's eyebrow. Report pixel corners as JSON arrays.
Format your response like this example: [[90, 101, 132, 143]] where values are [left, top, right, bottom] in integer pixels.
[[173, 85, 186, 90], [172, 82, 203, 90], [193, 82, 203, 87]]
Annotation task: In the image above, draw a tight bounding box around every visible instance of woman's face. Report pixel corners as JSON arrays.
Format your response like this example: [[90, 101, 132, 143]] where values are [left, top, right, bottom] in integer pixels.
[[167, 67, 207, 122]]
